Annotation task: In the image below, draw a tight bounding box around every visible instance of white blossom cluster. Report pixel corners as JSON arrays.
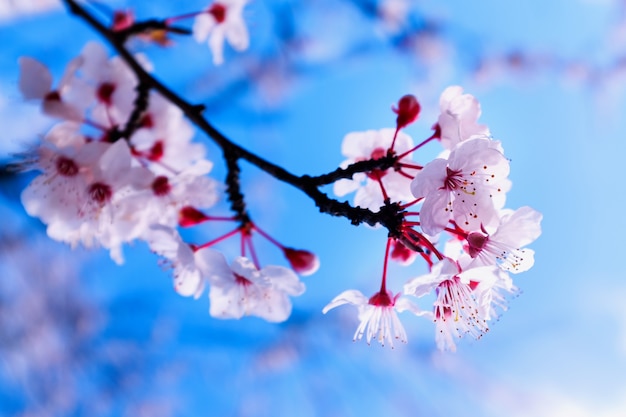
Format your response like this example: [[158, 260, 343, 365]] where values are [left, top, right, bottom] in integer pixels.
[[15, 2, 541, 351], [325, 87, 542, 350], [18, 39, 307, 324]]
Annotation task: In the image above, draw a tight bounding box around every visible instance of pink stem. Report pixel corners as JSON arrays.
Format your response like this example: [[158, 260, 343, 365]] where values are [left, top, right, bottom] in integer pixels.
[[195, 226, 241, 250], [379, 237, 392, 293]]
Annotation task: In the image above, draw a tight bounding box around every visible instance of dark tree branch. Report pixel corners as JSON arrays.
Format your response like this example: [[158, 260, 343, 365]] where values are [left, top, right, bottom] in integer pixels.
[[114, 19, 191, 43], [62, 0, 409, 236]]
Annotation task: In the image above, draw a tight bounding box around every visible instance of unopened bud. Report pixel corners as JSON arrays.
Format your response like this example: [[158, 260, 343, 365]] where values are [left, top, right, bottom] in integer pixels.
[[112, 10, 135, 31], [392, 94, 421, 129], [390, 239, 417, 266], [283, 248, 320, 276], [179, 206, 209, 227]]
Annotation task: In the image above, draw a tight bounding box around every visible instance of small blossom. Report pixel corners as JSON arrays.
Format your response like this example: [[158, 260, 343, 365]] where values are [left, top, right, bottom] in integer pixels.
[[22, 138, 153, 264], [411, 137, 510, 235], [130, 92, 207, 174], [200, 253, 305, 322], [323, 289, 426, 347], [79, 41, 140, 127], [436, 86, 490, 150], [193, 0, 249, 65], [18, 56, 86, 121], [465, 206, 542, 273], [404, 258, 492, 351], [334, 128, 415, 211], [145, 226, 206, 298], [464, 266, 518, 322]]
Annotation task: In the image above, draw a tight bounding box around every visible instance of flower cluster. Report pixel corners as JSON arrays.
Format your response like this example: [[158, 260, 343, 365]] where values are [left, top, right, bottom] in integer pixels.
[[18, 39, 311, 323], [324, 87, 542, 351], [19, 42, 217, 263], [15, 1, 541, 349]]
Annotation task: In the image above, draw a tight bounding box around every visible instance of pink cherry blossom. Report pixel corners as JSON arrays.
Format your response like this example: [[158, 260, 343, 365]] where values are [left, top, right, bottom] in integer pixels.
[[464, 266, 518, 322], [18, 56, 87, 121], [465, 206, 542, 273], [333, 128, 415, 212], [119, 161, 219, 233], [404, 258, 493, 351], [200, 253, 305, 322], [411, 137, 510, 235], [436, 86, 490, 150], [193, 0, 249, 65], [21, 123, 107, 237], [22, 137, 153, 263], [129, 92, 208, 174], [78, 42, 140, 127], [322, 289, 426, 347], [146, 226, 212, 298]]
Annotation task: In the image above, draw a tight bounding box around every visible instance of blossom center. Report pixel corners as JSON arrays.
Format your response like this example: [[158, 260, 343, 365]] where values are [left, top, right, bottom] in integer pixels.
[[56, 156, 79, 177], [139, 113, 154, 128], [209, 3, 227, 23], [234, 273, 252, 286], [97, 82, 116, 105], [366, 147, 388, 180], [368, 290, 394, 307], [148, 140, 164, 161], [467, 232, 488, 258], [442, 167, 465, 190], [88, 182, 112, 204], [44, 91, 61, 102], [152, 176, 171, 196]]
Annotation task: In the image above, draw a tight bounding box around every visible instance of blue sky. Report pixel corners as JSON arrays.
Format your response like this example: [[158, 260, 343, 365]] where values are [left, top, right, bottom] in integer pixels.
[[1, 1, 625, 416]]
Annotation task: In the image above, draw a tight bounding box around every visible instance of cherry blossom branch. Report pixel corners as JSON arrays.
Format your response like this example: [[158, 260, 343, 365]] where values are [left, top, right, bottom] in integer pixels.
[[114, 20, 191, 42], [62, 0, 409, 233], [303, 155, 396, 186]]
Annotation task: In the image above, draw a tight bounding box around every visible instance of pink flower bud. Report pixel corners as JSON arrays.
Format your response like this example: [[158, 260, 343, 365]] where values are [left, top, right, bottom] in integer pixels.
[[179, 206, 209, 227], [112, 10, 135, 32], [390, 238, 417, 266], [392, 94, 421, 129], [283, 248, 319, 276]]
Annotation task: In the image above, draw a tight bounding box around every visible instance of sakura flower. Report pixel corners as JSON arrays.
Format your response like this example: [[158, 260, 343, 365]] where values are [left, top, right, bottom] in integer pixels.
[[120, 161, 219, 232], [78, 42, 140, 127], [23, 138, 153, 263], [465, 206, 543, 273], [322, 289, 426, 347], [145, 226, 207, 298], [18, 56, 87, 121], [464, 266, 519, 322], [404, 258, 492, 351], [129, 92, 208, 174], [411, 137, 510, 235], [436, 86, 490, 150], [193, 0, 249, 65], [21, 123, 106, 233], [200, 253, 305, 322], [334, 128, 415, 212]]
